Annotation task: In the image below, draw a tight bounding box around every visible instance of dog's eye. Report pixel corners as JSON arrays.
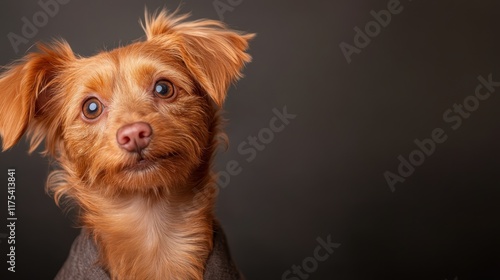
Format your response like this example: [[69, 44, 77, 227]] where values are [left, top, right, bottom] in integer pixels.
[[153, 80, 176, 99], [82, 97, 103, 120]]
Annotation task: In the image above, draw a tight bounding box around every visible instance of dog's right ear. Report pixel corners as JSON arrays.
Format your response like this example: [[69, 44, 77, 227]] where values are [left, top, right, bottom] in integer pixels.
[[0, 41, 74, 151], [143, 9, 254, 107]]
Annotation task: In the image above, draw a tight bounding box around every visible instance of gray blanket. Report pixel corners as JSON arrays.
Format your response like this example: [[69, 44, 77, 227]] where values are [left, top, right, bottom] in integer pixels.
[[54, 222, 243, 280]]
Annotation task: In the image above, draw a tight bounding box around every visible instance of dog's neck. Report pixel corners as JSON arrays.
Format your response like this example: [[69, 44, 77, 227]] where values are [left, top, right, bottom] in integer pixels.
[[49, 163, 217, 280], [77, 180, 215, 280]]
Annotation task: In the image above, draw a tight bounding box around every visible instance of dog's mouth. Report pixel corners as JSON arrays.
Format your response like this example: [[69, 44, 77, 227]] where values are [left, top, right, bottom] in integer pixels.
[[123, 152, 178, 172]]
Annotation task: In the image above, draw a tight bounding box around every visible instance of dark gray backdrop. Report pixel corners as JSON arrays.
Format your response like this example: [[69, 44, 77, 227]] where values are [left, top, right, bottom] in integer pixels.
[[0, 0, 499, 279]]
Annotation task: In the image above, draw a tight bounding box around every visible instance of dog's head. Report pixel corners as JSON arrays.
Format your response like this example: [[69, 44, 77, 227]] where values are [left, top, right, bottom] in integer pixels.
[[0, 10, 253, 194]]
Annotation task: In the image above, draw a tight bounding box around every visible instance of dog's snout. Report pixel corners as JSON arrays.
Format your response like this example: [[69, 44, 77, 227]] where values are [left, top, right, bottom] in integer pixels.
[[116, 122, 152, 153]]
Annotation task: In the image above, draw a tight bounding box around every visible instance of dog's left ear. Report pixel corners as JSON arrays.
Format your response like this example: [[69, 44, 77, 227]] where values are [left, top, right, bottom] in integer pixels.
[[143, 10, 254, 106]]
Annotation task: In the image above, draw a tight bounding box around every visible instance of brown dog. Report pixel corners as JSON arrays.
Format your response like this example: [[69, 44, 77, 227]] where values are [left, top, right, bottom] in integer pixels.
[[0, 9, 253, 280]]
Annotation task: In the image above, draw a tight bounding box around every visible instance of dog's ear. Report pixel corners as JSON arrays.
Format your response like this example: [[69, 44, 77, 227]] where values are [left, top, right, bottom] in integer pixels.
[[143, 10, 254, 106], [0, 41, 74, 152]]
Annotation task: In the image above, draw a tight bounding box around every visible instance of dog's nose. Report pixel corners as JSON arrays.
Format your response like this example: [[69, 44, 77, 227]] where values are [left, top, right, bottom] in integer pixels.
[[116, 122, 152, 153]]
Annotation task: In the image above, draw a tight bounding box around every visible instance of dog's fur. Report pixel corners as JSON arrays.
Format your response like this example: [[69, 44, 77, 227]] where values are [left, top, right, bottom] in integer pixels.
[[0, 9, 253, 279]]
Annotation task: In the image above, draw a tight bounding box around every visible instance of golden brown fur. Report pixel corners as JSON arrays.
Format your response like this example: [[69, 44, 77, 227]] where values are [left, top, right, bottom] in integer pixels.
[[0, 9, 253, 280]]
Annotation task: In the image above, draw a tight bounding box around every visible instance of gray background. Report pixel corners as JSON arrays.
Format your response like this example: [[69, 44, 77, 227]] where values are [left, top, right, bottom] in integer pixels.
[[0, 0, 499, 279]]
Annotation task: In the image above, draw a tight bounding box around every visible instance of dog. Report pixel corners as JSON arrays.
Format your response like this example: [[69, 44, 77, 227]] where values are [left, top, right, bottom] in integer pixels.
[[0, 9, 253, 280]]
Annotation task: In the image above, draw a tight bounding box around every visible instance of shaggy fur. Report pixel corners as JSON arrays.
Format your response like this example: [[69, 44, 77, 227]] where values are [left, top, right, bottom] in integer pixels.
[[0, 9, 253, 280]]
